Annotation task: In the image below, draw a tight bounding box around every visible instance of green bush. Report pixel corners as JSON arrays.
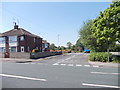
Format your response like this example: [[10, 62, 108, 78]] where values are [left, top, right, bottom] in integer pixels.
[[89, 52, 112, 62], [111, 56, 120, 63]]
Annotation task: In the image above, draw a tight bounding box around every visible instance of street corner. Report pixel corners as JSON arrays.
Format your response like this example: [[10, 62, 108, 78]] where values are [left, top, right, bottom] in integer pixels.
[[88, 61, 120, 68]]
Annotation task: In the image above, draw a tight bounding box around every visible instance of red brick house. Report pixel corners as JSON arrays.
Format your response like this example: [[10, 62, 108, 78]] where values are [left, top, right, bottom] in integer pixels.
[[0, 23, 42, 53]]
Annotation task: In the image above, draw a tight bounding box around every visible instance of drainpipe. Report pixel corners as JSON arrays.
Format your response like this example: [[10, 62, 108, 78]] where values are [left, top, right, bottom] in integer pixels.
[[4, 36, 10, 58]]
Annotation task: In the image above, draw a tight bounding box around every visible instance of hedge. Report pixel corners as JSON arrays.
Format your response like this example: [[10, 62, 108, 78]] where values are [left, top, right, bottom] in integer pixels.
[[89, 52, 112, 62]]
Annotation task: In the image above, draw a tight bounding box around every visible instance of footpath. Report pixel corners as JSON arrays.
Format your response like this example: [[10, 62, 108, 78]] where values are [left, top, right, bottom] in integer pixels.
[[0, 55, 58, 63], [88, 61, 120, 68]]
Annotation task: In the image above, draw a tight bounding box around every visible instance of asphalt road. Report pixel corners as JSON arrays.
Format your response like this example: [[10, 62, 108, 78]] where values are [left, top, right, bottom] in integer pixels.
[[1, 53, 120, 88]]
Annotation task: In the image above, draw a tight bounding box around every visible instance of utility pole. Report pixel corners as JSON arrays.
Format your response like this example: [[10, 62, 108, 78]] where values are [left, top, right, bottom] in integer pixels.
[[5, 36, 10, 58], [107, 40, 110, 62], [58, 34, 60, 47]]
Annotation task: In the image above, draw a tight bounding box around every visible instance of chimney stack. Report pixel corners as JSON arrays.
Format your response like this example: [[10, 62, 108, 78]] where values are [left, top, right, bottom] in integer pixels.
[[14, 22, 19, 29]]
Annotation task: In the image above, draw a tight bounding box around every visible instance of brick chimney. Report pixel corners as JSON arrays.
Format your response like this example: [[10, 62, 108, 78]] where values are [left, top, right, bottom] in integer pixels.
[[14, 22, 19, 29]]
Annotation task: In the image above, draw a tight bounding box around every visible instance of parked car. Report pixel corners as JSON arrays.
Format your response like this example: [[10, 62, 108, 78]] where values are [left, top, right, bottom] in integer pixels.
[[32, 49, 39, 53]]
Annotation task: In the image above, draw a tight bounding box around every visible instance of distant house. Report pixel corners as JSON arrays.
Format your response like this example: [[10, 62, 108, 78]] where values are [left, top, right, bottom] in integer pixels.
[[0, 23, 42, 53], [42, 40, 50, 52]]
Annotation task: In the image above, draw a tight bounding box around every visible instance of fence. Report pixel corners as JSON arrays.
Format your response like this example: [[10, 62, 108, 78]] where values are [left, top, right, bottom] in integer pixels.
[[30, 51, 62, 59]]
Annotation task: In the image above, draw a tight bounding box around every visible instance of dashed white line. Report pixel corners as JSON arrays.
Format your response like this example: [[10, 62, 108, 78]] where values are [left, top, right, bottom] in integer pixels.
[[23, 63, 29, 64], [60, 64, 66, 66], [68, 64, 74, 66], [52, 63, 59, 65], [91, 72, 120, 75], [93, 65, 99, 68], [0, 74, 46, 81], [82, 83, 120, 88], [30, 63, 36, 64], [84, 65, 90, 67], [76, 64, 82, 67]]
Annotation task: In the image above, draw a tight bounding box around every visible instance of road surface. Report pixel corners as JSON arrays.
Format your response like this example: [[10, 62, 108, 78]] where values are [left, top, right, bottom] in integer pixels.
[[1, 53, 120, 88]]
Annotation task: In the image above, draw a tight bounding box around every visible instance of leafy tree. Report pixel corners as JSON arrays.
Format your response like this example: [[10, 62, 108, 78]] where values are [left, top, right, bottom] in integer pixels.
[[67, 42, 72, 49], [57, 46, 62, 50], [71, 45, 76, 51], [79, 19, 99, 51], [91, 1, 120, 51], [61, 46, 66, 50], [49, 43, 57, 50], [75, 39, 84, 51]]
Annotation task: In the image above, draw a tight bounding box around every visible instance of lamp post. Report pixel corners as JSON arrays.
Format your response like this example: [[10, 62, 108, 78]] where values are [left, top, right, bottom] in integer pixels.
[[5, 36, 10, 58], [58, 34, 60, 47]]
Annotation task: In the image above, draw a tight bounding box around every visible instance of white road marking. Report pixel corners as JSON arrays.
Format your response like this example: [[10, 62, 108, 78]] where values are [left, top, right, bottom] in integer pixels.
[[91, 72, 120, 75], [30, 63, 36, 64], [82, 83, 120, 88], [23, 63, 29, 64], [52, 63, 59, 65], [0, 74, 46, 81], [76, 64, 82, 67], [37, 63, 42, 64], [93, 65, 99, 68], [84, 65, 90, 67], [60, 64, 66, 66], [54, 55, 76, 64], [68, 64, 74, 66]]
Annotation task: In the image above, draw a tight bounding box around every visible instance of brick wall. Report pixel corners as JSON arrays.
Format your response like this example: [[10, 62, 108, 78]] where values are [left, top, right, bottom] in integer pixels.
[[10, 52, 30, 59], [0, 52, 30, 59]]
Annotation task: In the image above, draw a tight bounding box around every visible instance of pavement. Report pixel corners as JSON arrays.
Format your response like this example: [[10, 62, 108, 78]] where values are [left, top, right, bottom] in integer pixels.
[[1, 53, 120, 88]]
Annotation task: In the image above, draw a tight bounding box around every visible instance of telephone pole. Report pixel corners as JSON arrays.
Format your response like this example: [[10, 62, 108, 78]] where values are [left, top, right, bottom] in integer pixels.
[[58, 34, 60, 47]]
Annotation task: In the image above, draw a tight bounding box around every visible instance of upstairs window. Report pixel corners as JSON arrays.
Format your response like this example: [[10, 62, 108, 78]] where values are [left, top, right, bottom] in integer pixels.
[[0, 37, 5, 44], [20, 36, 24, 41], [9, 36, 17, 43], [34, 38, 36, 43]]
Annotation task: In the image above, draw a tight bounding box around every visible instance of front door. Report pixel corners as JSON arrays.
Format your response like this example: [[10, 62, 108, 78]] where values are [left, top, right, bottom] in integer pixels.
[[21, 46, 24, 52]]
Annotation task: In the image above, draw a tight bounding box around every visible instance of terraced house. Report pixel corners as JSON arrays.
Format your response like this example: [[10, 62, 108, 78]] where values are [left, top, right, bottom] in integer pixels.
[[0, 23, 42, 53]]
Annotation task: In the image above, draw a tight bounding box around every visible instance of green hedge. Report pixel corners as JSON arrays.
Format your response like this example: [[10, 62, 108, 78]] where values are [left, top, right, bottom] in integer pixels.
[[112, 56, 120, 63], [89, 52, 112, 62]]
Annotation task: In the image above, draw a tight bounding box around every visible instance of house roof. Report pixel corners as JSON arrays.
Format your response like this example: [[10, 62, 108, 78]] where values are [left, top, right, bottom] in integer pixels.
[[2, 28, 42, 38], [0, 33, 2, 37], [42, 40, 49, 44]]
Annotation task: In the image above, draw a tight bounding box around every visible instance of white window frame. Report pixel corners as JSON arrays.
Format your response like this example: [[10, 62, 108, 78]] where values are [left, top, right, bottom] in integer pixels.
[[20, 36, 24, 41]]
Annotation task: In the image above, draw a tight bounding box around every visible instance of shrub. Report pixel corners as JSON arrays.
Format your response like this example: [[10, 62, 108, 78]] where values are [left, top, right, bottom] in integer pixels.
[[89, 52, 112, 62], [111, 56, 120, 63]]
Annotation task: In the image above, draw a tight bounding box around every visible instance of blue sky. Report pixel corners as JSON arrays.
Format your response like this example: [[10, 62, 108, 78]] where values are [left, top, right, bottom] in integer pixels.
[[1, 2, 111, 47]]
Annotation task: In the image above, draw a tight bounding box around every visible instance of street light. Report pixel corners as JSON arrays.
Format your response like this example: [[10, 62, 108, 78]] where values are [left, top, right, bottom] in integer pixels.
[[58, 34, 60, 47]]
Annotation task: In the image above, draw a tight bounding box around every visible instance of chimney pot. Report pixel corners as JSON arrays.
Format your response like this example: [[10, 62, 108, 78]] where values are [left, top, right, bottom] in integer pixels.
[[14, 22, 19, 29]]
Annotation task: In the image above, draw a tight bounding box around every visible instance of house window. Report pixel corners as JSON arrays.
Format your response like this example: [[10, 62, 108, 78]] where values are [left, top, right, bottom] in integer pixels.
[[10, 47, 17, 52], [9, 36, 17, 42], [0, 37, 5, 44], [0, 47, 5, 52], [21, 46, 24, 52], [45, 43, 48, 48], [27, 46, 30, 52], [34, 38, 36, 43], [20, 36, 24, 41]]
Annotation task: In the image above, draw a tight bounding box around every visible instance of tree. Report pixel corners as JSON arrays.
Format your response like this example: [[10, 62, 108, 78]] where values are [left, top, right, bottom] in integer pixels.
[[79, 19, 99, 51], [57, 46, 62, 50], [71, 45, 76, 51], [67, 42, 72, 49], [91, 1, 120, 51], [49, 43, 57, 51], [61, 46, 66, 50], [75, 39, 84, 51]]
